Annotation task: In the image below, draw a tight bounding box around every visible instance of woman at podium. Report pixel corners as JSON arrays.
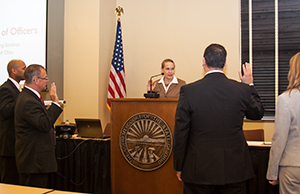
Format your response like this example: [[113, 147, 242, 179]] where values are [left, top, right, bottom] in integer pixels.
[[147, 58, 186, 98]]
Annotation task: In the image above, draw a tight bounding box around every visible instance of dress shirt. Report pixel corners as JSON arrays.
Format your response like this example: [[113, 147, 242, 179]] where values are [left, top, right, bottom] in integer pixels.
[[205, 70, 254, 86], [8, 77, 21, 91], [205, 70, 224, 75], [24, 86, 60, 107], [158, 75, 179, 93]]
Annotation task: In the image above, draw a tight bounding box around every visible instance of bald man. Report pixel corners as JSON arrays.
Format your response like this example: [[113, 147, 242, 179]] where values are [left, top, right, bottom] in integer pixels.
[[0, 60, 26, 184]]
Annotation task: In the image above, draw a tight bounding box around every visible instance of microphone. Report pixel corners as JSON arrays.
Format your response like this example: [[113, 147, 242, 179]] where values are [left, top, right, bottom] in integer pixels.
[[144, 72, 164, 98], [149, 72, 164, 93], [150, 72, 164, 79]]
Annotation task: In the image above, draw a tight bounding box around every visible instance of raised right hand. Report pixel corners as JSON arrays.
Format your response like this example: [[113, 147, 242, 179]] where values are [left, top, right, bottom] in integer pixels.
[[49, 82, 59, 103], [147, 80, 157, 91]]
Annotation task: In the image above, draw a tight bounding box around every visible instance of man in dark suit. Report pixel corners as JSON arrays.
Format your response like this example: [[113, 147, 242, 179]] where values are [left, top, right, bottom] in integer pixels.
[[173, 43, 264, 194], [14, 64, 63, 188], [0, 59, 26, 184]]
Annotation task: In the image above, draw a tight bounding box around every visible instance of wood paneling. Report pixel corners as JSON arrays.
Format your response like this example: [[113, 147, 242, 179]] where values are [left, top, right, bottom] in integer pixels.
[[110, 98, 183, 194]]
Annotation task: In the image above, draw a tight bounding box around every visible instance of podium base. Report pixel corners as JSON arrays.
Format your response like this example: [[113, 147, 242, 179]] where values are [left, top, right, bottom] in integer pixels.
[[144, 92, 160, 98]]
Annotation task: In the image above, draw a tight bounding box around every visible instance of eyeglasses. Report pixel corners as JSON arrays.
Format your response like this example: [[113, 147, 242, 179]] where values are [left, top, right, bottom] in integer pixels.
[[37, 77, 49, 81]]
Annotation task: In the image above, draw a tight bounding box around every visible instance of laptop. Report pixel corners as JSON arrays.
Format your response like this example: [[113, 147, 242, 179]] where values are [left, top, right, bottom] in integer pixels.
[[75, 118, 103, 138]]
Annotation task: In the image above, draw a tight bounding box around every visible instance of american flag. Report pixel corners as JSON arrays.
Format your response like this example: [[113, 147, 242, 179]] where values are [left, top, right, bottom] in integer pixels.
[[107, 19, 126, 111]]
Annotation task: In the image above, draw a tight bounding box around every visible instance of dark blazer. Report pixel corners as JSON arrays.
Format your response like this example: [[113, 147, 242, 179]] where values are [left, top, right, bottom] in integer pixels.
[[0, 79, 20, 156], [173, 73, 264, 185], [14, 87, 63, 173]]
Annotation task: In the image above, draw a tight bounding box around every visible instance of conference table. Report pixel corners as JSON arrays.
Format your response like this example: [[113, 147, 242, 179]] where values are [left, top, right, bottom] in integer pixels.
[[0, 183, 86, 194], [48, 138, 278, 194]]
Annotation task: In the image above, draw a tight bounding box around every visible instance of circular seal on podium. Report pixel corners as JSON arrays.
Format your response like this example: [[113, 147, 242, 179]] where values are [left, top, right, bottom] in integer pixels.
[[119, 112, 173, 171]]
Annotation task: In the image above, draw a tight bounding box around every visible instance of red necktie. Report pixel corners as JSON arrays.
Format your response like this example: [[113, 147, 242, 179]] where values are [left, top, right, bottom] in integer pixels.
[[40, 96, 45, 106]]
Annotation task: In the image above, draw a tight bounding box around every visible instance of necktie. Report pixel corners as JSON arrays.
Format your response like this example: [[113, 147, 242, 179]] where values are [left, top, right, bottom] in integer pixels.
[[40, 96, 45, 106]]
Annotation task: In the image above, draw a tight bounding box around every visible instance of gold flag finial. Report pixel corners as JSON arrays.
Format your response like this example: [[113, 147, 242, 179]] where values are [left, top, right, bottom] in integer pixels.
[[115, 6, 124, 18]]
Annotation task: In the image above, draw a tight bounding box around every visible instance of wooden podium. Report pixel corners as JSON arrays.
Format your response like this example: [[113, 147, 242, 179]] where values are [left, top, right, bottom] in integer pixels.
[[110, 98, 183, 194]]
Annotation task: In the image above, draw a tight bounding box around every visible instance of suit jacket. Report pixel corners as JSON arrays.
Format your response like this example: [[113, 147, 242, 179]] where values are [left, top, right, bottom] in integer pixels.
[[0, 79, 20, 156], [14, 87, 63, 173], [173, 72, 264, 185], [153, 78, 186, 98], [267, 89, 300, 180]]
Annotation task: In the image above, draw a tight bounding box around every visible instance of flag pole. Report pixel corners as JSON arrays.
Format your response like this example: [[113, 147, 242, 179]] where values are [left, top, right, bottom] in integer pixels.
[[107, 6, 126, 112]]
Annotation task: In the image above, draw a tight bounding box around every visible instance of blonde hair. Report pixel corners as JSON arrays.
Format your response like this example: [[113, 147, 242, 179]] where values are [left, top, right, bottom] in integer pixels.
[[161, 58, 175, 69], [286, 52, 300, 93]]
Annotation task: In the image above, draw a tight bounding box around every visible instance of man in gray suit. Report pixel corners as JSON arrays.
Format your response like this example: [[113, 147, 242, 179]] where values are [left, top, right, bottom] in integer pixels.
[[173, 43, 264, 194], [15, 64, 62, 188], [0, 60, 26, 184]]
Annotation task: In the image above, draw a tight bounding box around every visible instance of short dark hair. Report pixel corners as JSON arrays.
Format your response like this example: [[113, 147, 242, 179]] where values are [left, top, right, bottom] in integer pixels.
[[203, 43, 227, 69], [24, 64, 44, 84]]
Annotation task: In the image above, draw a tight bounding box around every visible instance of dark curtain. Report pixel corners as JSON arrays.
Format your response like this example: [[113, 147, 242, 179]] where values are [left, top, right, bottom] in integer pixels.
[[49, 138, 111, 194]]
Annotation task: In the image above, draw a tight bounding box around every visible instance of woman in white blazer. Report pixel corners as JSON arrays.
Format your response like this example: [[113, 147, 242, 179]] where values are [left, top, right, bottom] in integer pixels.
[[267, 52, 300, 194]]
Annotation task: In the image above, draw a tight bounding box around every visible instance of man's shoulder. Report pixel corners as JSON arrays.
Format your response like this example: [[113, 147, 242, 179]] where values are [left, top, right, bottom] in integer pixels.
[[0, 80, 18, 96], [183, 78, 203, 87], [226, 77, 251, 88], [15, 90, 41, 113], [0, 80, 11, 89], [17, 88, 36, 101], [178, 80, 201, 94], [182, 76, 250, 90]]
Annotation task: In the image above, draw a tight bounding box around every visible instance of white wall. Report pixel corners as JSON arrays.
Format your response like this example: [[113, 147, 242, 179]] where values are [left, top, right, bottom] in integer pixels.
[[119, 0, 240, 97], [64, 0, 116, 128], [63, 0, 274, 141], [64, 0, 100, 121], [99, 0, 117, 129]]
